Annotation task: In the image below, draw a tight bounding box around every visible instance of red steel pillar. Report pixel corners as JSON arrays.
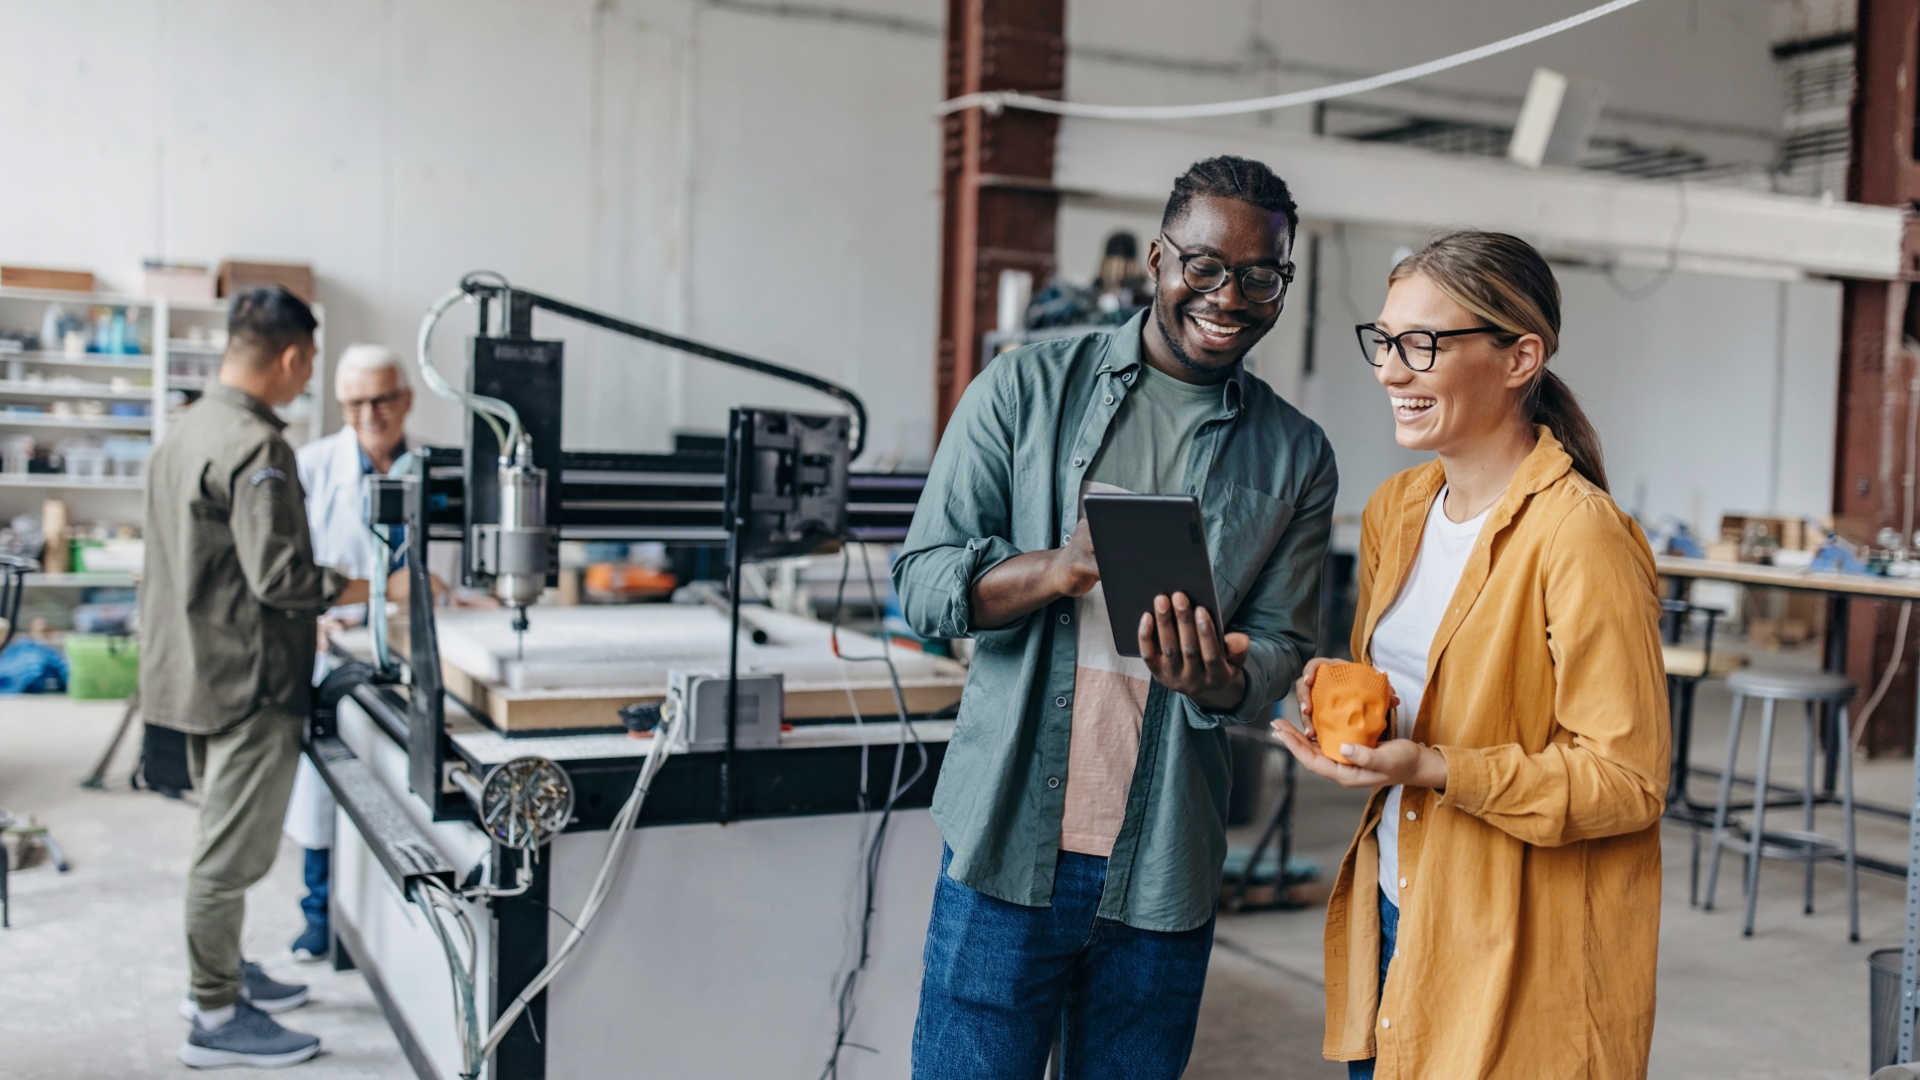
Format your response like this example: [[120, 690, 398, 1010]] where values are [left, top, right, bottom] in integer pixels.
[[1835, 0, 1920, 754], [935, 0, 1066, 437]]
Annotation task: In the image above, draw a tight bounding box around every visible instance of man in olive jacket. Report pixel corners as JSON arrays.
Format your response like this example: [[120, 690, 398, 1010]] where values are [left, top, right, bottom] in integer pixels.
[[140, 286, 370, 1069]]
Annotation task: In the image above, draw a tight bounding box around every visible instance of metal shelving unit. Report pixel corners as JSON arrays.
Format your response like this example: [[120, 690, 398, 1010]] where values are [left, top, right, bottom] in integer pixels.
[[0, 286, 325, 593], [0, 380, 153, 401], [23, 571, 135, 587], [0, 475, 143, 490], [0, 414, 153, 431]]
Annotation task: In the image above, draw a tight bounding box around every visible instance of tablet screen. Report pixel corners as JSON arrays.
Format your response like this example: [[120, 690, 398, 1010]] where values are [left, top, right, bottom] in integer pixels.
[[1082, 493, 1223, 658]]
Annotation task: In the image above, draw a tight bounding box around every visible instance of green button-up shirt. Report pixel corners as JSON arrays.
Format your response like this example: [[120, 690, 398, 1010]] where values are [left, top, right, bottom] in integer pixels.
[[140, 382, 349, 736], [894, 311, 1338, 932]]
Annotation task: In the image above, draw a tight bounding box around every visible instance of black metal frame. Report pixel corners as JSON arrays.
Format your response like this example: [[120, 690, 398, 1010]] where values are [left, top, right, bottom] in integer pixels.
[[0, 553, 39, 930], [457, 274, 870, 462], [1660, 596, 1725, 825], [0, 552, 35, 652]]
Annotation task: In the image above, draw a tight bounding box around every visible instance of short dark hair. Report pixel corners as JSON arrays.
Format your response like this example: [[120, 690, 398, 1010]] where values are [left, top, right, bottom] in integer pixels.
[[227, 286, 317, 362], [1160, 155, 1299, 243]]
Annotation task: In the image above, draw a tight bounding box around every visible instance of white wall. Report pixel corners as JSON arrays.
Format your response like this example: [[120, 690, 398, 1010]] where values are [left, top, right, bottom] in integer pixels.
[[0, 0, 944, 465], [0, 0, 1837, 496], [1279, 227, 1840, 539]]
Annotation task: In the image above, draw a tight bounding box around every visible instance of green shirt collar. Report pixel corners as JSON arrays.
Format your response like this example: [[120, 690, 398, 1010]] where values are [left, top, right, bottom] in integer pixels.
[[1103, 308, 1249, 416], [202, 381, 288, 432]]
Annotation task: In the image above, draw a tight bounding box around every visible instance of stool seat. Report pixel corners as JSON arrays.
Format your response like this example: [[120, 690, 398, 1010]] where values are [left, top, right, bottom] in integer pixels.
[[1663, 644, 1746, 679], [1725, 668, 1856, 701]]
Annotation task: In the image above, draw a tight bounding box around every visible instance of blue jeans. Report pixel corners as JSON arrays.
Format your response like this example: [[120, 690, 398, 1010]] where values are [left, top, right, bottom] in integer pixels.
[[300, 848, 330, 931], [912, 845, 1215, 1080], [1347, 890, 1400, 1080]]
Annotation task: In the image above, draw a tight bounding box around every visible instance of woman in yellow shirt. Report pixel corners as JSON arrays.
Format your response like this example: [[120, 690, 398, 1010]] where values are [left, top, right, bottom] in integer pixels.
[[1272, 230, 1668, 1079]]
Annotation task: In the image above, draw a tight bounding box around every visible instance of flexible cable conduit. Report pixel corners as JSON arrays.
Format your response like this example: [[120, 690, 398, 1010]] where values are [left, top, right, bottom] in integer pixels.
[[416, 287, 522, 459]]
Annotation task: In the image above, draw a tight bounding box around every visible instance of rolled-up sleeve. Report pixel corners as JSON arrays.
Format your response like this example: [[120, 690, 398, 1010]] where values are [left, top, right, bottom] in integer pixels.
[[230, 442, 348, 614], [892, 362, 1030, 648], [1185, 431, 1339, 728]]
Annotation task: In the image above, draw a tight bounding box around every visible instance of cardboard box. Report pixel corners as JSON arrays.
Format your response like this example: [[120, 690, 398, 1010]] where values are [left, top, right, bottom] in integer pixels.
[[0, 265, 95, 293], [1745, 587, 1827, 650], [1720, 514, 1819, 558], [217, 260, 314, 304], [141, 263, 216, 301]]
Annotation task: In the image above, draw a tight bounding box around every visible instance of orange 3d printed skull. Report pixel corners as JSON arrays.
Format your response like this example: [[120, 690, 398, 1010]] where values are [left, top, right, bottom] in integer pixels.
[[1310, 661, 1393, 765]]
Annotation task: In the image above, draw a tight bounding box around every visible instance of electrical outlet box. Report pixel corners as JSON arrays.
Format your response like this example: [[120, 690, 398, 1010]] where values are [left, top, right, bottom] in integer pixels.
[[670, 669, 784, 752]]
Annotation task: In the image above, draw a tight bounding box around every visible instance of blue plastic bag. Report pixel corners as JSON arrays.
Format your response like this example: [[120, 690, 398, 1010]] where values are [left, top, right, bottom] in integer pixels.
[[0, 640, 69, 693]]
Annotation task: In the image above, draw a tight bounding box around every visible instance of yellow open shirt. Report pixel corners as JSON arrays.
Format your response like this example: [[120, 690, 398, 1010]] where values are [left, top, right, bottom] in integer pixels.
[[1324, 427, 1669, 1079]]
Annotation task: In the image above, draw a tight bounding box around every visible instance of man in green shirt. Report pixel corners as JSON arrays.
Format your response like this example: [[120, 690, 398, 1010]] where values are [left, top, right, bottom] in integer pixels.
[[142, 287, 373, 1069], [896, 156, 1337, 1078]]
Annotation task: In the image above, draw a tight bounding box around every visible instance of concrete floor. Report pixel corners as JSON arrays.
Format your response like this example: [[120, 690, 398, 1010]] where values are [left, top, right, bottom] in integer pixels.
[[0, 697, 410, 1080], [0, 654, 1910, 1079]]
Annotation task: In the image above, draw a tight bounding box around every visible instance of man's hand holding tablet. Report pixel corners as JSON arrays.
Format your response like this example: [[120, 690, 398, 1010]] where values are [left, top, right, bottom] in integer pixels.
[[1082, 493, 1248, 712], [1136, 590, 1250, 711]]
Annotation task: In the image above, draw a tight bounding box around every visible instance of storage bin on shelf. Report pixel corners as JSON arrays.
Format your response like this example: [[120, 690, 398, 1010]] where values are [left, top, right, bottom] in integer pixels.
[[64, 633, 138, 699]]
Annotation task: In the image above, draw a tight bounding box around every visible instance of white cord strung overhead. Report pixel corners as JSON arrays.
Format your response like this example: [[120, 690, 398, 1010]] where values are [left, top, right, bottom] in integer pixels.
[[936, 0, 1653, 121]]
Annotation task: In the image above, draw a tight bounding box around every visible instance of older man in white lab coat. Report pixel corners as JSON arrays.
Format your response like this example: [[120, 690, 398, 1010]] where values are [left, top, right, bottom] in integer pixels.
[[283, 344, 414, 961]]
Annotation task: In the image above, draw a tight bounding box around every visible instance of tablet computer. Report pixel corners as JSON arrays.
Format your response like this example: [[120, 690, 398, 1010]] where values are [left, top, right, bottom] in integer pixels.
[[1082, 493, 1223, 658]]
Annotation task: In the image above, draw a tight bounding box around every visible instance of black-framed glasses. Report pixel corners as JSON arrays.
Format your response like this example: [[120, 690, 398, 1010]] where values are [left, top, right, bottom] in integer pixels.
[[1158, 233, 1293, 306], [1356, 323, 1506, 372], [340, 389, 408, 415]]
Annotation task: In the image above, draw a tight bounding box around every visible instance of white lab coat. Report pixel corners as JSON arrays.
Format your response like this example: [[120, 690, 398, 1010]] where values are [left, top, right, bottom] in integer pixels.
[[283, 427, 383, 850], [301, 426, 384, 581]]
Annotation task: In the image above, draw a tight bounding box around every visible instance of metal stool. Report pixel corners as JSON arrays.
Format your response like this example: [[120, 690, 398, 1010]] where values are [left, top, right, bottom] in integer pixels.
[[1703, 667, 1859, 941]]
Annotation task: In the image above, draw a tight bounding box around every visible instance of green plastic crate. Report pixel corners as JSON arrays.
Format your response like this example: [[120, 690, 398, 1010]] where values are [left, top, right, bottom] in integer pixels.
[[65, 634, 139, 700]]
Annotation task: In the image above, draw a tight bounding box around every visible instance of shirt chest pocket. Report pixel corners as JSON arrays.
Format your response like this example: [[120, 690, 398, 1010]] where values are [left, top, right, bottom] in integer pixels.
[[1210, 483, 1294, 619]]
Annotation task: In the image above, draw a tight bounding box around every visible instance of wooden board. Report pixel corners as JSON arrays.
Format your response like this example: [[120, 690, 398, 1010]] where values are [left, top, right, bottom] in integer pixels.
[[444, 660, 966, 733], [429, 605, 969, 733], [1, 266, 94, 292]]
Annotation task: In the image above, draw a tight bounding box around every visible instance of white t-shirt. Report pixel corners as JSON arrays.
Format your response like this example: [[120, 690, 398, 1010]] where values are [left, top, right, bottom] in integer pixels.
[[1369, 487, 1492, 907]]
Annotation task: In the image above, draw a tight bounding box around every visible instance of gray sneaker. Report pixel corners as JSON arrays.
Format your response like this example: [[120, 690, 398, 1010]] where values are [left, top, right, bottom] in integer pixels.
[[242, 960, 310, 1014], [177, 999, 321, 1069], [176, 961, 310, 1021]]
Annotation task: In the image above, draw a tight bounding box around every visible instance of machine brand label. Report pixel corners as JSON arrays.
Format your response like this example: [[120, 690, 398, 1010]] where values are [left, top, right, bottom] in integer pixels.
[[490, 343, 557, 364]]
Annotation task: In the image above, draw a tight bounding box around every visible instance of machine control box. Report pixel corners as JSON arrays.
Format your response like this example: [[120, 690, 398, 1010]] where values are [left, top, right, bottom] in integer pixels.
[[725, 408, 850, 563]]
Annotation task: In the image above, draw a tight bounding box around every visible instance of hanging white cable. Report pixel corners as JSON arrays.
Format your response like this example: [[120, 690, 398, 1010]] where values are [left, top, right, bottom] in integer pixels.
[[411, 878, 482, 1079], [480, 705, 681, 1059], [416, 286, 522, 459], [936, 0, 1652, 121]]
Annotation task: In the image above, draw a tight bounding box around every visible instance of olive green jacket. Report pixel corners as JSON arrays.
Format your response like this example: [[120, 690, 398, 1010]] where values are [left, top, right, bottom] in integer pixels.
[[139, 382, 348, 735], [894, 311, 1337, 931]]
